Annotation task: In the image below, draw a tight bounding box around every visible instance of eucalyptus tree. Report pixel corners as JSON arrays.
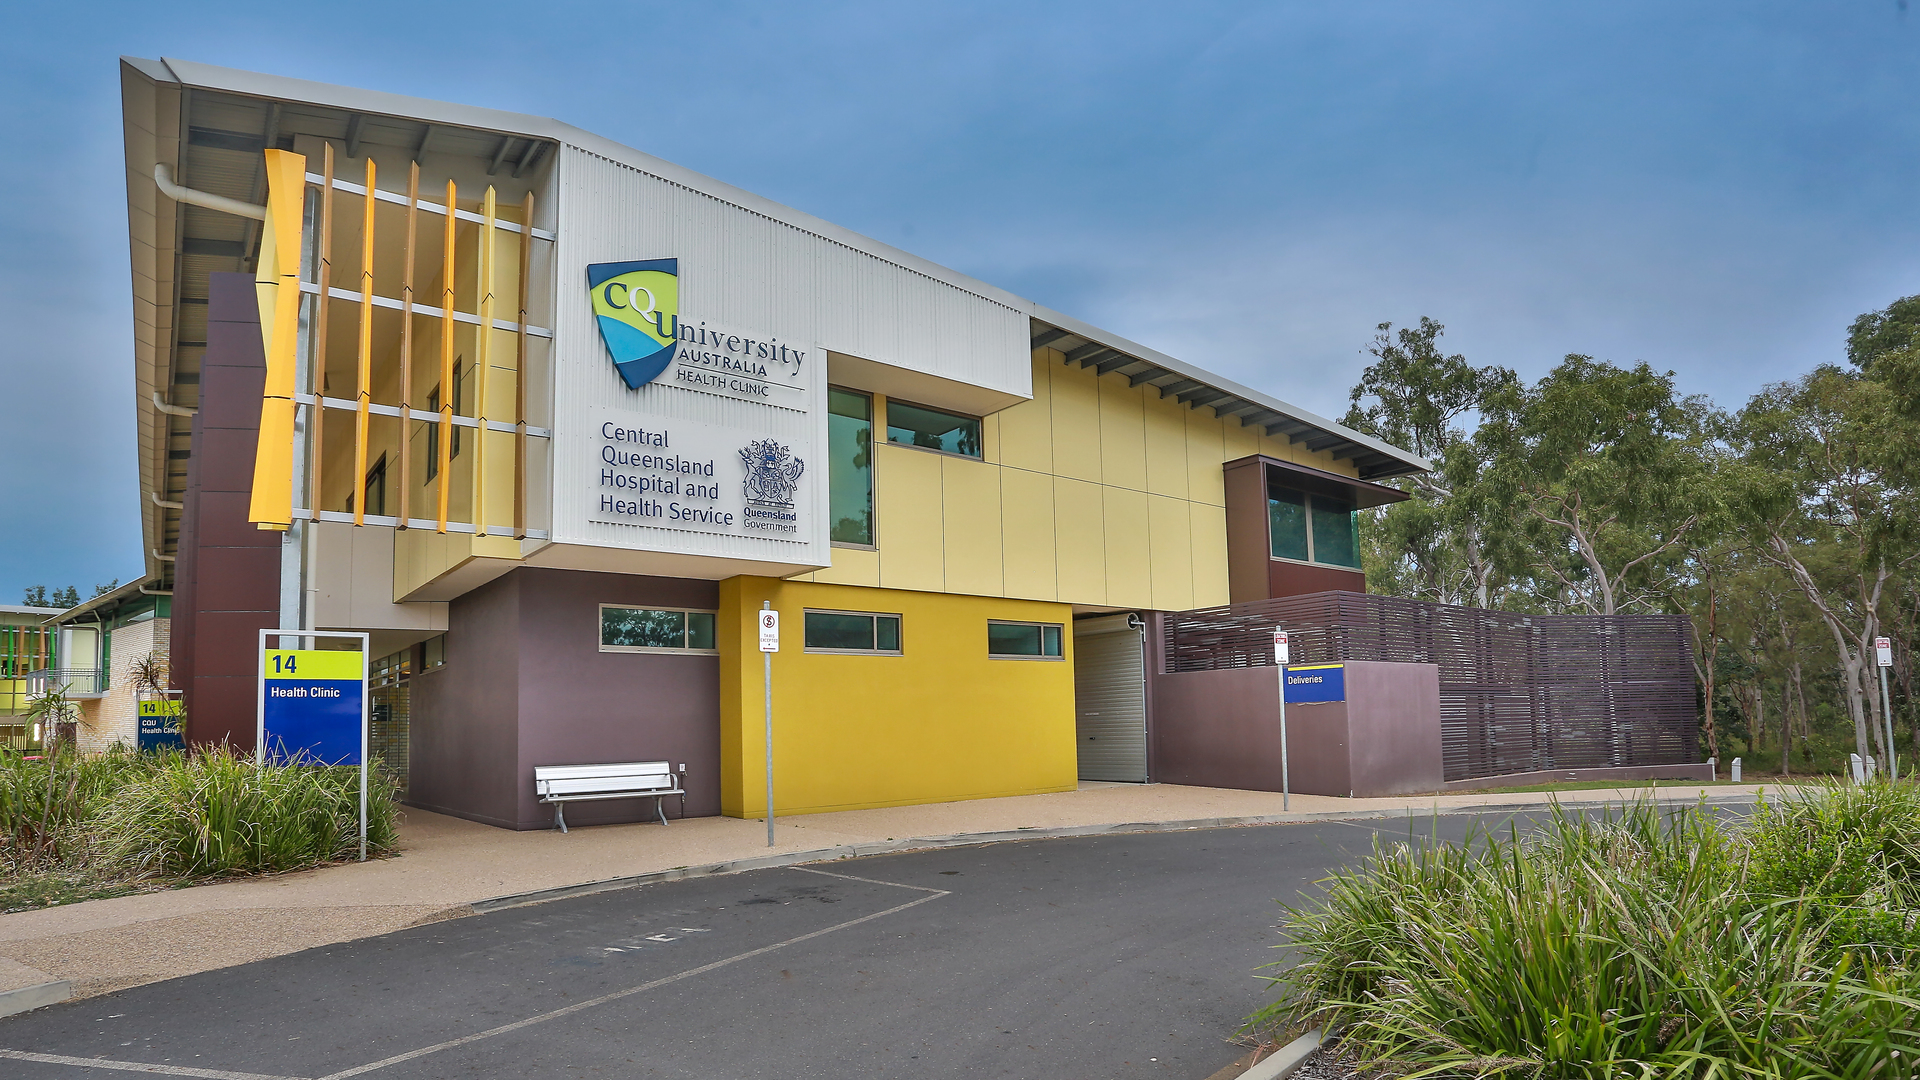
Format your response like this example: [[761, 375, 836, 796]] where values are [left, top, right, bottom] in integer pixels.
[[1343, 318, 1517, 606], [1477, 356, 1715, 616], [1733, 364, 1918, 766]]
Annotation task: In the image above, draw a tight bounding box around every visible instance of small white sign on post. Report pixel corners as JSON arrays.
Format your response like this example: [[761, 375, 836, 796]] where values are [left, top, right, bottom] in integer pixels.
[[1274, 627, 1291, 811], [759, 604, 778, 848], [1273, 629, 1290, 666], [1876, 636, 1893, 668], [759, 610, 781, 653]]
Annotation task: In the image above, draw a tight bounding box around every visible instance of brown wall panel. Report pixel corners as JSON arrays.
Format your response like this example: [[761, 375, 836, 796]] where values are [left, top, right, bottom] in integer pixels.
[[1268, 560, 1366, 599], [175, 272, 280, 751], [408, 567, 723, 830]]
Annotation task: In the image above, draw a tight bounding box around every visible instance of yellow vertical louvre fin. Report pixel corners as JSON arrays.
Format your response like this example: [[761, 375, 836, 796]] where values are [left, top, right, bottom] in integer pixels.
[[353, 156, 376, 526], [396, 161, 418, 528], [310, 142, 334, 516], [247, 148, 309, 529], [474, 186, 496, 537], [436, 178, 455, 533]]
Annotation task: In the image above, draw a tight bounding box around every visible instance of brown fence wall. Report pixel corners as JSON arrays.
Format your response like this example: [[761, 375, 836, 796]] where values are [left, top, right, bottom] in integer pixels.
[[1161, 591, 1698, 782]]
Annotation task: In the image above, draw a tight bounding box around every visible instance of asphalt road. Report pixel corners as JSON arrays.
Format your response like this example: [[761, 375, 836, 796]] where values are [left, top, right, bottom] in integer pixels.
[[0, 807, 1723, 1080]]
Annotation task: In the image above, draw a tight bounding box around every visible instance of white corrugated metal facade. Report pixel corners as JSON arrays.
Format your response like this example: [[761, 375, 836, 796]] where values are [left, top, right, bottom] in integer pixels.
[[547, 146, 1032, 569]]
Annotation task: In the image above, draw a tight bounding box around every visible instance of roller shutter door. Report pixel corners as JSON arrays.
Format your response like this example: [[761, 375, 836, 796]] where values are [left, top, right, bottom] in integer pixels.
[[1074, 615, 1147, 782]]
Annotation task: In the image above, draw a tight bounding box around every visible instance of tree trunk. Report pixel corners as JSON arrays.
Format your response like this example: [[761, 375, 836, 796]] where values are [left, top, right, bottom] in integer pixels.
[[1780, 679, 1791, 777]]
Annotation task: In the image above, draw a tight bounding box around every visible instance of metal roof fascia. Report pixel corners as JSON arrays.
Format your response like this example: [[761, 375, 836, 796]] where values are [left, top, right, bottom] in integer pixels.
[[148, 58, 1037, 317], [1028, 304, 1431, 475]]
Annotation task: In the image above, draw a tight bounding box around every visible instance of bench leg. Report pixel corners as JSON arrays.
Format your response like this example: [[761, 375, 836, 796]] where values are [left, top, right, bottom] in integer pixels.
[[553, 803, 568, 834], [656, 795, 669, 827]]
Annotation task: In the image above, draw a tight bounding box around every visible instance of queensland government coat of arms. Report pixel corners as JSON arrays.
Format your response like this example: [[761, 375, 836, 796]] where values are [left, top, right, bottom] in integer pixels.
[[738, 439, 805, 508]]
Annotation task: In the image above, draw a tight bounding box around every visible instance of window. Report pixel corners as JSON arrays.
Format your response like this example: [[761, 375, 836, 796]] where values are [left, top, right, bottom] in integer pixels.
[[421, 634, 446, 671], [887, 400, 981, 458], [804, 609, 902, 654], [987, 620, 1063, 660], [424, 388, 440, 481], [1268, 488, 1308, 562], [600, 606, 718, 653], [1268, 484, 1360, 569], [348, 455, 387, 517], [828, 388, 874, 545]]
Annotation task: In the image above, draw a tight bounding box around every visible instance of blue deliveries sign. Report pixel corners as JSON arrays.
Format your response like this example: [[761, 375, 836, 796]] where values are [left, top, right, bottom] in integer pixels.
[[259, 649, 365, 765], [137, 700, 184, 751], [1283, 663, 1346, 704]]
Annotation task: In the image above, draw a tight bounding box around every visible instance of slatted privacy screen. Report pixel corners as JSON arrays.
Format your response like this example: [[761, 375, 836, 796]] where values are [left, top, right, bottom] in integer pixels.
[[1163, 591, 1698, 782]]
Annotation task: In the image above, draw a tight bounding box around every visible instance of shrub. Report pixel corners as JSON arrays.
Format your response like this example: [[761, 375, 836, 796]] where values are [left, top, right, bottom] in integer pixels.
[[1251, 793, 1920, 1078], [0, 745, 398, 881]]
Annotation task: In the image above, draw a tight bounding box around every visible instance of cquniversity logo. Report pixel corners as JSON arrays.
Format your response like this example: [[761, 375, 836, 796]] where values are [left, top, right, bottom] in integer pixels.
[[588, 259, 679, 389]]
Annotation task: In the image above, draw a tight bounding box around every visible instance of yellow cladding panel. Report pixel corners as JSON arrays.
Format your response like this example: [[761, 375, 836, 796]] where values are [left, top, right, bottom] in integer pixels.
[[1224, 413, 1261, 461], [1047, 361, 1102, 483], [1147, 494, 1195, 611], [1185, 406, 1227, 506], [1052, 476, 1107, 605], [942, 457, 1003, 596], [811, 544, 880, 587], [999, 467, 1057, 601], [1102, 485, 1152, 609], [1190, 501, 1231, 606], [718, 578, 1077, 817], [1142, 390, 1189, 500], [995, 352, 1055, 472], [875, 444, 944, 592], [1097, 375, 1147, 492], [248, 149, 307, 529]]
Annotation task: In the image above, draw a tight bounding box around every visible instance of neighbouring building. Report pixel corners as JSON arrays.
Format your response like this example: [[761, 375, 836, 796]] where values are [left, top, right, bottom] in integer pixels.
[[28, 584, 173, 753], [116, 58, 1699, 829], [1, 605, 61, 748]]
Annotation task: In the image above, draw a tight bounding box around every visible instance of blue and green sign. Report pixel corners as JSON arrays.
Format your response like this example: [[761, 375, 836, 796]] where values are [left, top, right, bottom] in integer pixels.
[[588, 259, 679, 389], [1283, 663, 1346, 704], [137, 699, 183, 752], [259, 649, 365, 765]]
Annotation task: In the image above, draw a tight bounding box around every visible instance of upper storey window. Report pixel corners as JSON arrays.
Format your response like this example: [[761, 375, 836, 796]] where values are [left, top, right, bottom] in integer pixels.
[[887, 400, 981, 459], [1269, 485, 1360, 569], [828, 388, 874, 546]]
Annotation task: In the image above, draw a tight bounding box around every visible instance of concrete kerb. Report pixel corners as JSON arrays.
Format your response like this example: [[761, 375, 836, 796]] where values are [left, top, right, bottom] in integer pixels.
[[1240, 1029, 1323, 1080], [470, 791, 1763, 913], [0, 980, 71, 1020]]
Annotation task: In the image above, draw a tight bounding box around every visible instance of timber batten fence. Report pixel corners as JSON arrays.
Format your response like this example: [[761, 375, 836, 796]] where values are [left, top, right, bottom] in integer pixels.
[[1162, 591, 1698, 782]]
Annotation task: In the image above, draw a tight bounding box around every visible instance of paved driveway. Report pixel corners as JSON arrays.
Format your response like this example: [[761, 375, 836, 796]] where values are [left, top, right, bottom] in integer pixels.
[[0, 808, 1711, 1079]]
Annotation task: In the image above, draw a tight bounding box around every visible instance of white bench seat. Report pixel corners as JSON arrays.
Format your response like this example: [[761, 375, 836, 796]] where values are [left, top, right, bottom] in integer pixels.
[[534, 761, 685, 832]]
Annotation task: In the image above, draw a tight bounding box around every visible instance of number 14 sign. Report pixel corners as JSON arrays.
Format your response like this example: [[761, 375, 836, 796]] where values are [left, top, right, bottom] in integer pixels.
[[258, 633, 369, 766]]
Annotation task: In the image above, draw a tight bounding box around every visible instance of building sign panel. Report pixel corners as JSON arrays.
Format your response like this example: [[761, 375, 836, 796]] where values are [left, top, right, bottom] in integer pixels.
[[137, 699, 183, 752], [259, 649, 365, 765], [1283, 663, 1346, 704], [588, 408, 809, 542]]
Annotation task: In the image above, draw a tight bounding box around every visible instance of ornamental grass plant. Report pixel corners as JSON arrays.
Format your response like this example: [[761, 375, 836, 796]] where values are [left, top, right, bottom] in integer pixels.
[[1250, 785, 1920, 1079], [0, 744, 398, 898]]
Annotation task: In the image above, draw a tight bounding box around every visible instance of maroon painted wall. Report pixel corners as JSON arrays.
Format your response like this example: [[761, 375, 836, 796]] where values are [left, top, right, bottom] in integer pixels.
[[173, 272, 280, 750], [1149, 660, 1443, 797], [409, 567, 722, 830], [1267, 561, 1366, 599]]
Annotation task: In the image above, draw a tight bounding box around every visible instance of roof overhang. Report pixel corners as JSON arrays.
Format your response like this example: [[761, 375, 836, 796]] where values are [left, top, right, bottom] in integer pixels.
[[1030, 309, 1431, 482], [1228, 454, 1412, 509]]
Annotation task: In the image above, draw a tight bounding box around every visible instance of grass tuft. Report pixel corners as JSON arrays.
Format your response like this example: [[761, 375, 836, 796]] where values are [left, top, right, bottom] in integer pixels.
[[1249, 785, 1920, 1078]]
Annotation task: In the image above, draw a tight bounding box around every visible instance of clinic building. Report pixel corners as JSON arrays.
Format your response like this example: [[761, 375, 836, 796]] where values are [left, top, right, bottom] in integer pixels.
[[119, 58, 1449, 830]]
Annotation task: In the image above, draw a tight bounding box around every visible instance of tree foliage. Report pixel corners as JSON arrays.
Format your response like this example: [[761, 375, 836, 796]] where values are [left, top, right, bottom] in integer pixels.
[[1351, 297, 1919, 772]]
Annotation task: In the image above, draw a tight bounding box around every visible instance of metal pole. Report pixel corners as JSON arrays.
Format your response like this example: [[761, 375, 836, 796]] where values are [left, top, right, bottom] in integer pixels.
[[1882, 665, 1897, 780], [1279, 666, 1290, 812], [764, 601, 774, 848], [360, 637, 369, 862]]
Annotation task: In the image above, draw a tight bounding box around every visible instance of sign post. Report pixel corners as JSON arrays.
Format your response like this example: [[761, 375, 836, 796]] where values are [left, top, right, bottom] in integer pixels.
[[1877, 636, 1895, 779], [258, 630, 371, 860], [759, 604, 779, 847], [1273, 629, 1290, 811]]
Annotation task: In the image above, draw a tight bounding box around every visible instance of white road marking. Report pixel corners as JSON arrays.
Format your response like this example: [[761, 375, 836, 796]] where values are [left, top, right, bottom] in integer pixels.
[[314, 869, 950, 1079], [0, 1049, 305, 1080]]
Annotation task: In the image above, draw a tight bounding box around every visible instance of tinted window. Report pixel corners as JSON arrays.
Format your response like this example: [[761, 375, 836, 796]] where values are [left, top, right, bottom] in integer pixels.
[[828, 388, 874, 545], [887, 401, 981, 458], [1268, 488, 1308, 561]]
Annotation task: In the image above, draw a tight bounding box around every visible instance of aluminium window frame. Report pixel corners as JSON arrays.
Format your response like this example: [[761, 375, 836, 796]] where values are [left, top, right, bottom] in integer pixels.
[[985, 619, 1066, 661], [1267, 483, 1361, 571], [801, 607, 905, 656], [597, 603, 721, 656], [827, 384, 880, 550]]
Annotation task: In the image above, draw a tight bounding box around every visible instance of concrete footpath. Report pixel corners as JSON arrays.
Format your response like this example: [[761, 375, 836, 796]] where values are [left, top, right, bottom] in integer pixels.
[[0, 781, 1772, 1003]]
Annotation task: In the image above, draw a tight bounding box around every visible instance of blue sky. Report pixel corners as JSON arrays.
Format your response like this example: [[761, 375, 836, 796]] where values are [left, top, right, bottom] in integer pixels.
[[2, 1, 1917, 600]]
